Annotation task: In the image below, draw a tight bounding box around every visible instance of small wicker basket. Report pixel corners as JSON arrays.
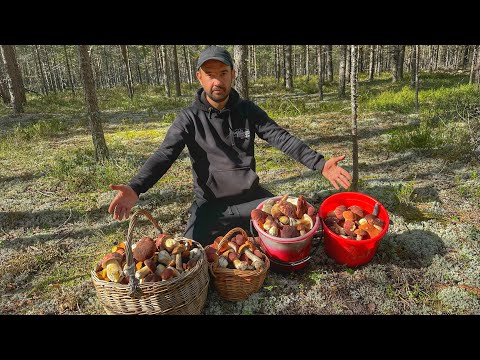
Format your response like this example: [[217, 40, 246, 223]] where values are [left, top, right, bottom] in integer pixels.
[[207, 227, 270, 301], [91, 208, 209, 315]]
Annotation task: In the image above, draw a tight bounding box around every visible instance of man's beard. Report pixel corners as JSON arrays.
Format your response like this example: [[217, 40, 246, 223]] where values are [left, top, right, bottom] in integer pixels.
[[207, 87, 229, 102]]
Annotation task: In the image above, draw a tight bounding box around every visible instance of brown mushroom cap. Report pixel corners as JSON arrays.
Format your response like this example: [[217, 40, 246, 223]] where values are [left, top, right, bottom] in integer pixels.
[[101, 252, 123, 269], [144, 258, 157, 273], [354, 228, 367, 236], [155, 233, 172, 250], [348, 205, 364, 219], [132, 237, 156, 262], [171, 244, 186, 255]]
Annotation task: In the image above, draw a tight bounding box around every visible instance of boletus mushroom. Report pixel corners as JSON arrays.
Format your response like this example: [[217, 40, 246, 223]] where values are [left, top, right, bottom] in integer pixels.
[[101, 252, 124, 282]]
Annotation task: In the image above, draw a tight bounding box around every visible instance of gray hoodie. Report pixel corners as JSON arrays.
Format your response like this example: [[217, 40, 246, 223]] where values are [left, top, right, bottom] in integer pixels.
[[128, 88, 326, 206]]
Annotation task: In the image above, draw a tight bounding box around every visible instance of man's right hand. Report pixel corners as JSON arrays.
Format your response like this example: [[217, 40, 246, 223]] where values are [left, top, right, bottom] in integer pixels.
[[108, 184, 139, 221]]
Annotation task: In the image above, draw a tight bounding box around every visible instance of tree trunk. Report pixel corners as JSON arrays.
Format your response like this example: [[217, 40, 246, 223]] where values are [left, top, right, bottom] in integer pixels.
[[252, 45, 257, 82], [469, 45, 478, 85], [120, 45, 134, 99], [153, 45, 161, 86], [0, 52, 11, 104], [391, 45, 399, 83], [172, 45, 181, 96], [345, 45, 351, 83], [350, 45, 359, 191], [338, 45, 347, 98], [326, 45, 333, 82], [160, 45, 171, 97], [77, 45, 109, 163], [398, 45, 405, 79], [306, 45, 310, 82], [275, 45, 281, 84], [285, 45, 293, 90], [368, 45, 375, 81], [34, 45, 48, 95], [43, 46, 57, 93], [1, 45, 26, 114], [183, 45, 193, 85], [142, 45, 151, 86], [63, 45, 75, 95], [233, 45, 249, 100], [411, 45, 417, 88], [415, 45, 420, 113], [317, 45, 323, 100]]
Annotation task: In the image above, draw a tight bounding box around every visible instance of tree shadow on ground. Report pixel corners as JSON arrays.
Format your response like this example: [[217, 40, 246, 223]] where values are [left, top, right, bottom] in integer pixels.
[[0, 173, 42, 183], [374, 229, 447, 269]]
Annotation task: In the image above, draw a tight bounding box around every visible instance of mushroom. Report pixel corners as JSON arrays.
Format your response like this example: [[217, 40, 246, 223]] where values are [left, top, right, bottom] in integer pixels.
[[372, 202, 380, 216], [342, 210, 357, 221], [348, 205, 364, 219], [144, 273, 161, 282], [205, 246, 218, 263], [155, 233, 173, 251], [234, 234, 246, 246], [359, 222, 381, 238], [295, 195, 309, 219], [185, 258, 198, 270], [364, 214, 385, 231], [238, 241, 265, 270], [135, 258, 157, 280], [101, 252, 124, 282], [218, 255, 229, 268], [171, 243, 186, 273], [132, 236, 156, 263], [189, 247, 202, 261], [155, 263, 166, 277], [343, 220, 356, 237], [280, 225, 300, 238], [251, 209, 270, 226], [164, 237, 179, 252], [157, 250, 172, 266], [161, 266, 181, 281], [262, 198, 276, 214], [354, 228, 367, 240], [334, 205, 348, 220]]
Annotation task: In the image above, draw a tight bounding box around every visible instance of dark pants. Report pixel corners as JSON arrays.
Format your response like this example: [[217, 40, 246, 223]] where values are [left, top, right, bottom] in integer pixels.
[[184, 186, 274, 246]]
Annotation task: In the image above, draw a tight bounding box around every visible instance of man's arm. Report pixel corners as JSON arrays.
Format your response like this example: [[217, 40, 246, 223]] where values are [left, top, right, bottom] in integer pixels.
[[252, 103, 326, 171], [252, 103, 351, 189], [128, 121, 187, 196]]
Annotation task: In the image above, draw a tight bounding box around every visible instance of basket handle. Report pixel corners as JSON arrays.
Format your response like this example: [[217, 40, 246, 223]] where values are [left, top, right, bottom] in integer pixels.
[[215, 227, 249, 256], [124, 208, 162, 298]]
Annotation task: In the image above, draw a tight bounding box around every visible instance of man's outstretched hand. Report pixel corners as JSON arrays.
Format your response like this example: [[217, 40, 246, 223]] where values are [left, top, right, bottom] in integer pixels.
[[108, 184, 139, 221], [321, 155, 352, 190]]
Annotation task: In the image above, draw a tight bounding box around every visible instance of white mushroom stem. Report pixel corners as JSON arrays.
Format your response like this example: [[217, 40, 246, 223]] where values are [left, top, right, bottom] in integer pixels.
[[175, 253, 184, 273], [232, 259, 248, 270], [244, 250, 265, 270], [135, 265, 152, 280]]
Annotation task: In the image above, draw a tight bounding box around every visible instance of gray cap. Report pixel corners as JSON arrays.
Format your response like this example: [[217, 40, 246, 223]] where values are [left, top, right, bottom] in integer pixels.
[[196, 45, 233, 70]]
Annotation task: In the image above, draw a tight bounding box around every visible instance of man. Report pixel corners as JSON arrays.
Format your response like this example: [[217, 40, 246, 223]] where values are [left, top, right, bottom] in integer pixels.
[[108, 45, 352, 245]]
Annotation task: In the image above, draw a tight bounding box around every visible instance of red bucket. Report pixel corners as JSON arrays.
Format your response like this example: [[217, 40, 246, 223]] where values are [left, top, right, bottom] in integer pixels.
[[252, 196, 320, 272], [320, 192, 389, 267]]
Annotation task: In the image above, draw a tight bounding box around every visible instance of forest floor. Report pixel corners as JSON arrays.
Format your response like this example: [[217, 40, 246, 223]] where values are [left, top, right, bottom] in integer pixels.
[[1, 82, 479, 315]]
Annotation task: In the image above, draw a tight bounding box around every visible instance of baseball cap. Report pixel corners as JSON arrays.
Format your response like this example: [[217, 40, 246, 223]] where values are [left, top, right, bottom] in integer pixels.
[[196, 45, 234, 70]]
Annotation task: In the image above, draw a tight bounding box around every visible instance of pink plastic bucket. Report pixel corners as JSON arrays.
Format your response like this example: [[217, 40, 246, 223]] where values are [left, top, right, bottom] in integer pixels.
[[252, 196, 320, 271]]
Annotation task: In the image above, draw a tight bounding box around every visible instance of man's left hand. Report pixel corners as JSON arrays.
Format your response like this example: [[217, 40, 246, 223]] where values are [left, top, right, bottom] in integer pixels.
[[321, 155, 352, 190]]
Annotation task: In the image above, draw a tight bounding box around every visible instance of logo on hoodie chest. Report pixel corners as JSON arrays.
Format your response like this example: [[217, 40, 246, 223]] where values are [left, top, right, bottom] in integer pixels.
[[232, 128, 250, 139]]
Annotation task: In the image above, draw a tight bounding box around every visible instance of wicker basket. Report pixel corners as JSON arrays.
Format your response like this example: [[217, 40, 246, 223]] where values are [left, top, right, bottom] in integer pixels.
[[207, 227, 270, 301], [91, 208, 209, 315]]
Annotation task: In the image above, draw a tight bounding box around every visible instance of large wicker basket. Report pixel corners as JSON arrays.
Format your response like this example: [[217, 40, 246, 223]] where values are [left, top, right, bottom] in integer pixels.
[[207, 227, 270, 301], [91, 208, 209, 315]]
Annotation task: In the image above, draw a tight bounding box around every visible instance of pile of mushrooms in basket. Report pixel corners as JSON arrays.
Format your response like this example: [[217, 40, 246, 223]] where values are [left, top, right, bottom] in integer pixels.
[[205, 231, 267, 271], [94, 234, 203, 283]]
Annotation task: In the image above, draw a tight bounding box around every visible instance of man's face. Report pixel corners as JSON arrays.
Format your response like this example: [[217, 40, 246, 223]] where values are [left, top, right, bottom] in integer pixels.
[[196, 59, 235, 103]]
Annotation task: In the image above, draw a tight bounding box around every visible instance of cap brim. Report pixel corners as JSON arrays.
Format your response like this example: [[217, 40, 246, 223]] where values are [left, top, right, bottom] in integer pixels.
[[197, 56, 232, 70]]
